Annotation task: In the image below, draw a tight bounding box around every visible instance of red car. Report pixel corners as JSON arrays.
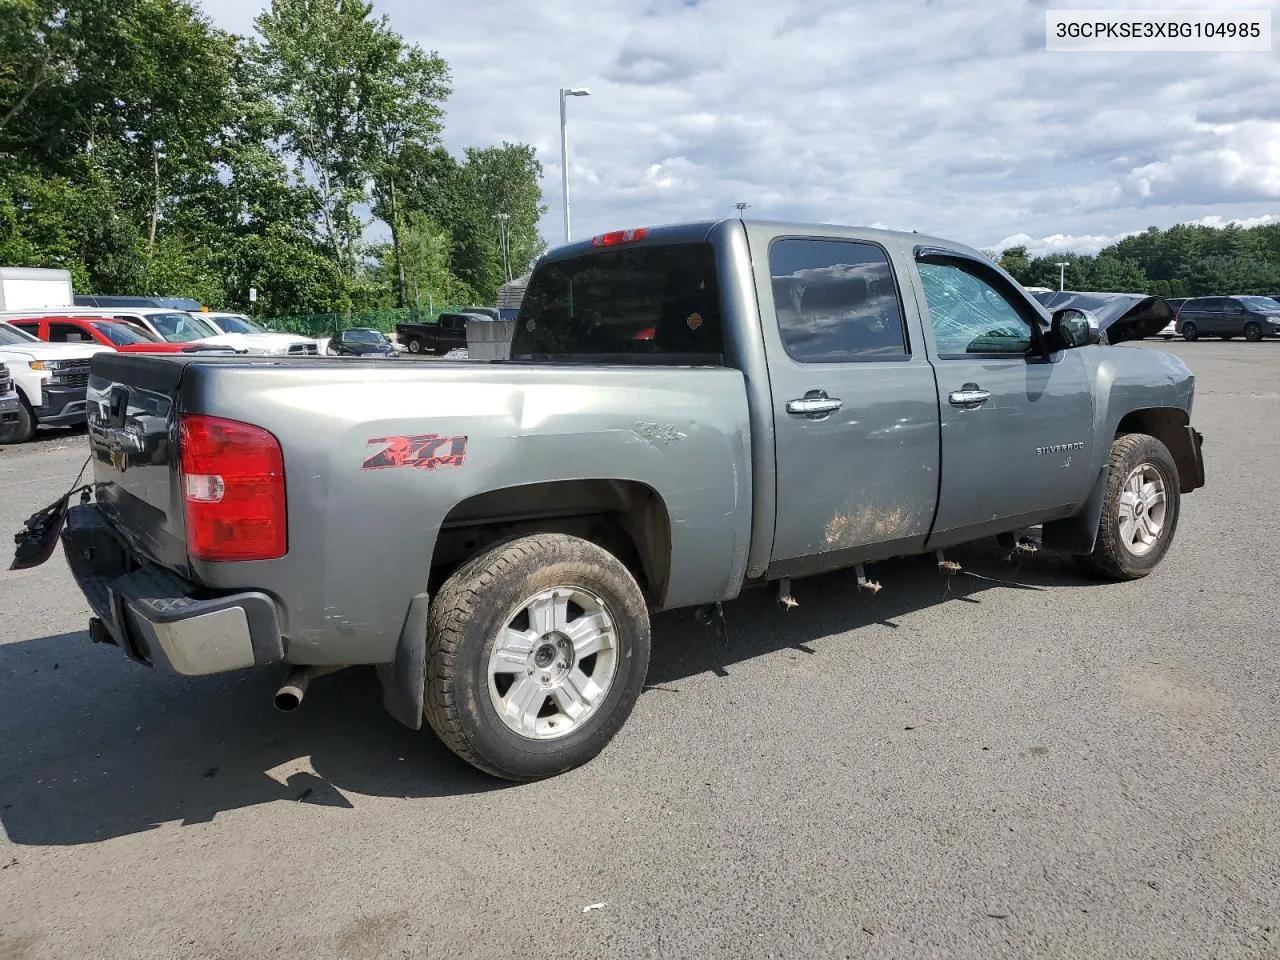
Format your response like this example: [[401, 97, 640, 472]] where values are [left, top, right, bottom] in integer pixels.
[[2, 315, 192, 353]]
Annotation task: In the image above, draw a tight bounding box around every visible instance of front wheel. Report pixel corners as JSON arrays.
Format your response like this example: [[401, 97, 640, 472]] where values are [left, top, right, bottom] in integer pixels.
[[1181, 321, 1199, 342], [1244, 321, 1263, 342], [0, 397, 37, 445], [424, 533, 651, 780], [1075, 433, 1181, 580]]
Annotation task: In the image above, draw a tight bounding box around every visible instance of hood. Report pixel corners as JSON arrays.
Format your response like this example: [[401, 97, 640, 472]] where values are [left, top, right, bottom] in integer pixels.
[[197, 332, 312, 354], [0, 341, 110, 361], [1036, 291, 1174, 345]]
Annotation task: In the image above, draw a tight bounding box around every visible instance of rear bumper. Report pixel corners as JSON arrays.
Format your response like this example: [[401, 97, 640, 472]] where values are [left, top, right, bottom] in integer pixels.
[[37, 383, 88, 426], [61, 504, 285, 675]]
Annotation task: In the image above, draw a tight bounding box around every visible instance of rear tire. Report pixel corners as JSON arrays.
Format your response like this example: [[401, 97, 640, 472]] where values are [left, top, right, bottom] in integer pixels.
[[424, 533, 651, 781], [1181, 322, 1199, 342], [1074, 433, 1180, 580], [0, 396, 37, 445], [406, 336, 424, 354], [1244, 321, 1263, 342]]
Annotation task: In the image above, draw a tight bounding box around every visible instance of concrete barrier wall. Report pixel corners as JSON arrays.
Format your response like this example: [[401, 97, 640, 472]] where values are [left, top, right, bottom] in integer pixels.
[[465, 319, 516, 361]]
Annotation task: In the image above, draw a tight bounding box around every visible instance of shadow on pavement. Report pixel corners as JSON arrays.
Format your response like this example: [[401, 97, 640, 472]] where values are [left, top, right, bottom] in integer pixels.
[[0, 539, 1099, 846]]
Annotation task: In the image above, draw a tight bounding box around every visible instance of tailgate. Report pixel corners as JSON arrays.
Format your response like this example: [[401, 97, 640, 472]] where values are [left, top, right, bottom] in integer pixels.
[[86, 353, 192, 572]]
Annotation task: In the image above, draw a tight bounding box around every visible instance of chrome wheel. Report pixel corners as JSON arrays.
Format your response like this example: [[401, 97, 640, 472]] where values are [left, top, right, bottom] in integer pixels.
[[1118, 463, 1167, 557], [487, 587, 619, 740]]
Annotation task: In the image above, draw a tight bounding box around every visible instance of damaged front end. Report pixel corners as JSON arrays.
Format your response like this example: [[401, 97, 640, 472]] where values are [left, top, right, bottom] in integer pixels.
[[1035, 291, 1175, 345]]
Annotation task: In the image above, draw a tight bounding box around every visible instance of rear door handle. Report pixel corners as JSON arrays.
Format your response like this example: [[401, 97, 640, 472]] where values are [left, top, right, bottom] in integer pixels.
[[948, 384, 992, 407], [786, 392, 843, 418]]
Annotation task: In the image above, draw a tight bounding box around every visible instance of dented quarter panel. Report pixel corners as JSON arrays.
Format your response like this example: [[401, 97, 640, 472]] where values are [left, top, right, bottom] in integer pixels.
[[176, 361, 752, 663]]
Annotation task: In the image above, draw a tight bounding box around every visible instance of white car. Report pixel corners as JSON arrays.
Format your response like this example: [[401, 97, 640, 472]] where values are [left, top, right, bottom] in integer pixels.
[[195, 311, 320, 356], [0, 322, 109, 443]]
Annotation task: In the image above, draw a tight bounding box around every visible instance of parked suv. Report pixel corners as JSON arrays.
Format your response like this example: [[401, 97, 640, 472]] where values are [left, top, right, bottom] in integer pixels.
[[1178, 296, 1280, 342]]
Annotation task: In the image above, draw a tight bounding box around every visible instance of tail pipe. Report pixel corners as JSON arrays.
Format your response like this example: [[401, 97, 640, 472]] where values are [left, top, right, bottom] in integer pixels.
[[274, 664, 347, 712]]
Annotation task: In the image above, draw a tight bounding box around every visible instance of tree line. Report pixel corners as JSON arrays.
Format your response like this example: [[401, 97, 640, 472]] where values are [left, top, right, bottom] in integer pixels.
[[995, 221, 1280, 298], [0, 0, 545, 317]]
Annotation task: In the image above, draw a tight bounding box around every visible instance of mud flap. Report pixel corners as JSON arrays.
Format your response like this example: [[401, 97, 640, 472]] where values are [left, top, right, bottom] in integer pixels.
[[377, 592, 429, 730], [1041, 465, 1109, 555]]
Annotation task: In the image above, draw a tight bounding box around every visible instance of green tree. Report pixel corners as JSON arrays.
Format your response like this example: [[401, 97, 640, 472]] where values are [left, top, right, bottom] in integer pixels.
[[365, 46, 450, 307], [253, 0, 450, 294], [997, 245, 1031, 283]]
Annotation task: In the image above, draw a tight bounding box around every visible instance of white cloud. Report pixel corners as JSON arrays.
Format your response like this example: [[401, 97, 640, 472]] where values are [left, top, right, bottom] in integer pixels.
[[196, 0, 1280, 252]]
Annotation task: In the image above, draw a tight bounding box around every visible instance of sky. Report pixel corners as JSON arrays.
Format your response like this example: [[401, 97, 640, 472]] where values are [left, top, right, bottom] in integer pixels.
[[198, 0, 1280, 257]]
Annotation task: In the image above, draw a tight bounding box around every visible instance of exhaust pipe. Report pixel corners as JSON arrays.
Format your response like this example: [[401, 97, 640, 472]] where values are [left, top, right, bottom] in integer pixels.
[[274, 664, 346, 712]]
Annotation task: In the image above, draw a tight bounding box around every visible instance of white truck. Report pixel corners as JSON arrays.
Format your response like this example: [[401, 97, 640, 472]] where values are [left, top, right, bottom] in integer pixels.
[[0, 267, 74, 311], [0, 323, 109, 443]]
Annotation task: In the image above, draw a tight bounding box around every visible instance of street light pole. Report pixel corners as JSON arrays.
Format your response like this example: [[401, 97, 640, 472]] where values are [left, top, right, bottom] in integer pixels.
[[559, 87, 590, 245], [1056, 261, 1069, 291]]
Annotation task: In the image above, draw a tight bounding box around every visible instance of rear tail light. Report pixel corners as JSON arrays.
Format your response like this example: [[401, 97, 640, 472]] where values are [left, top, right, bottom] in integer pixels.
[[179, 414, 286, 561], [591, 227, 648, 247]]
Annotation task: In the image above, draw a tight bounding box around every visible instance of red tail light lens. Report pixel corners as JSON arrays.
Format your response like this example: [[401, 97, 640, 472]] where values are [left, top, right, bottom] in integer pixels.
[[179, 414, 286, 561], [591, 227, 648, 247]]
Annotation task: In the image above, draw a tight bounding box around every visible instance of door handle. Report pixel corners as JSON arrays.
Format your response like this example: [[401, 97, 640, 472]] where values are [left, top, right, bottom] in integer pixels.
[[786, 391, 843, 418], [948, 384, 992, 407]]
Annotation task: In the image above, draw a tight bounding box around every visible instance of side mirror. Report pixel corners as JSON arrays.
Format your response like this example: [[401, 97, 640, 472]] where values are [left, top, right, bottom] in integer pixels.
[[1050, 308, 1100, 349]]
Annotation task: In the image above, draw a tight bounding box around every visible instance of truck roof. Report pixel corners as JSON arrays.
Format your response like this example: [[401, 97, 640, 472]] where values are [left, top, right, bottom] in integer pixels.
[[542, 218, 986, 265]]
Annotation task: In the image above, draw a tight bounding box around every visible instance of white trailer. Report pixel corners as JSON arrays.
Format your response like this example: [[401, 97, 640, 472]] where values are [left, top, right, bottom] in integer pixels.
[[0, 267, 74, 310]]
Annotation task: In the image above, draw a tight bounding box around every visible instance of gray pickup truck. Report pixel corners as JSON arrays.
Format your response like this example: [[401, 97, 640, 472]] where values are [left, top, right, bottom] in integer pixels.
[[16, 219, 1205, 781]]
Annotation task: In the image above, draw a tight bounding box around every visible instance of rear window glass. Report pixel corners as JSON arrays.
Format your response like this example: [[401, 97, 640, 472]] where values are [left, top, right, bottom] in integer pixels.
[[511, 243, 723, 363], [769, 238, 908, 361]]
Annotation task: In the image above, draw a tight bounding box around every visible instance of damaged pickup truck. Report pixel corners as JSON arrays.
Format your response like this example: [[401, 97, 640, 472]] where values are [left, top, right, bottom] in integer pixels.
[[15, 219, 1205, 780]]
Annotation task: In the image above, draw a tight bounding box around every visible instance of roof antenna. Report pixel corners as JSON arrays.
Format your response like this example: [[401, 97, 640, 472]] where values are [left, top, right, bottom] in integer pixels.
[[734, 202, 750, 218]]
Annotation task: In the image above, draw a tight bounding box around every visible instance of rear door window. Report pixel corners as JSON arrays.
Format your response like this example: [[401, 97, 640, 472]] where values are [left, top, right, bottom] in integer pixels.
[[769, 238, 908, 362], [512, 243, 723, 363], [49, 322, 96, 343]]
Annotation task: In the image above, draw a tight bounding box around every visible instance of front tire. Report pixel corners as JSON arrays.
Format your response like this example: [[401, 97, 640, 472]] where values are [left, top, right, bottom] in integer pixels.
[[1181, 321, 1199, 342], [1244, 321, 1263, 342], [424, 533, 651, 781], [0, 396, 37, 445], [1075, 433, 1181, 580]]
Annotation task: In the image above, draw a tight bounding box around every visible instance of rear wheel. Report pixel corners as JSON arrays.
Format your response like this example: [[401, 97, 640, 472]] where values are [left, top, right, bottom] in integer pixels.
[[0, 396, 37, 445], [424, 533, 651, 781], [1244, 321, 1263, 342], [406, 336, 424, 354], [1181, 321, 1199, 342], [1075, 433, 1180, 580]]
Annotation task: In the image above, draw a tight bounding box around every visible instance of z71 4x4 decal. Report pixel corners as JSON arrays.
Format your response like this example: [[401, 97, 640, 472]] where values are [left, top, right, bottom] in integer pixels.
[[362, 433, 469, 471]]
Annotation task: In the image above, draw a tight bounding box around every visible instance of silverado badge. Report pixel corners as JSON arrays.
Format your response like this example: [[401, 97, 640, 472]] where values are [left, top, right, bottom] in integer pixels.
[[1035, 442, 1085, 455]]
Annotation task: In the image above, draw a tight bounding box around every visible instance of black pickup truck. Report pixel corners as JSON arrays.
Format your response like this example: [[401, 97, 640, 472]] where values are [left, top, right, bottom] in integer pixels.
[[394, 308, 498, 355]]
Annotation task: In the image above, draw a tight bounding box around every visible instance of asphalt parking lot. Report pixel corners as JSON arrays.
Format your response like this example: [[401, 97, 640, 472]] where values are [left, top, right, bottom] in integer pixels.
[[1, 340, 1277, 959]]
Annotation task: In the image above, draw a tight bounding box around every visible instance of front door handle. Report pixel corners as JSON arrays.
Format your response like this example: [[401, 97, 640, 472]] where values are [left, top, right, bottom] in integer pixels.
[[948, 383, 992, 408], [786, 391, 843, 418]]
